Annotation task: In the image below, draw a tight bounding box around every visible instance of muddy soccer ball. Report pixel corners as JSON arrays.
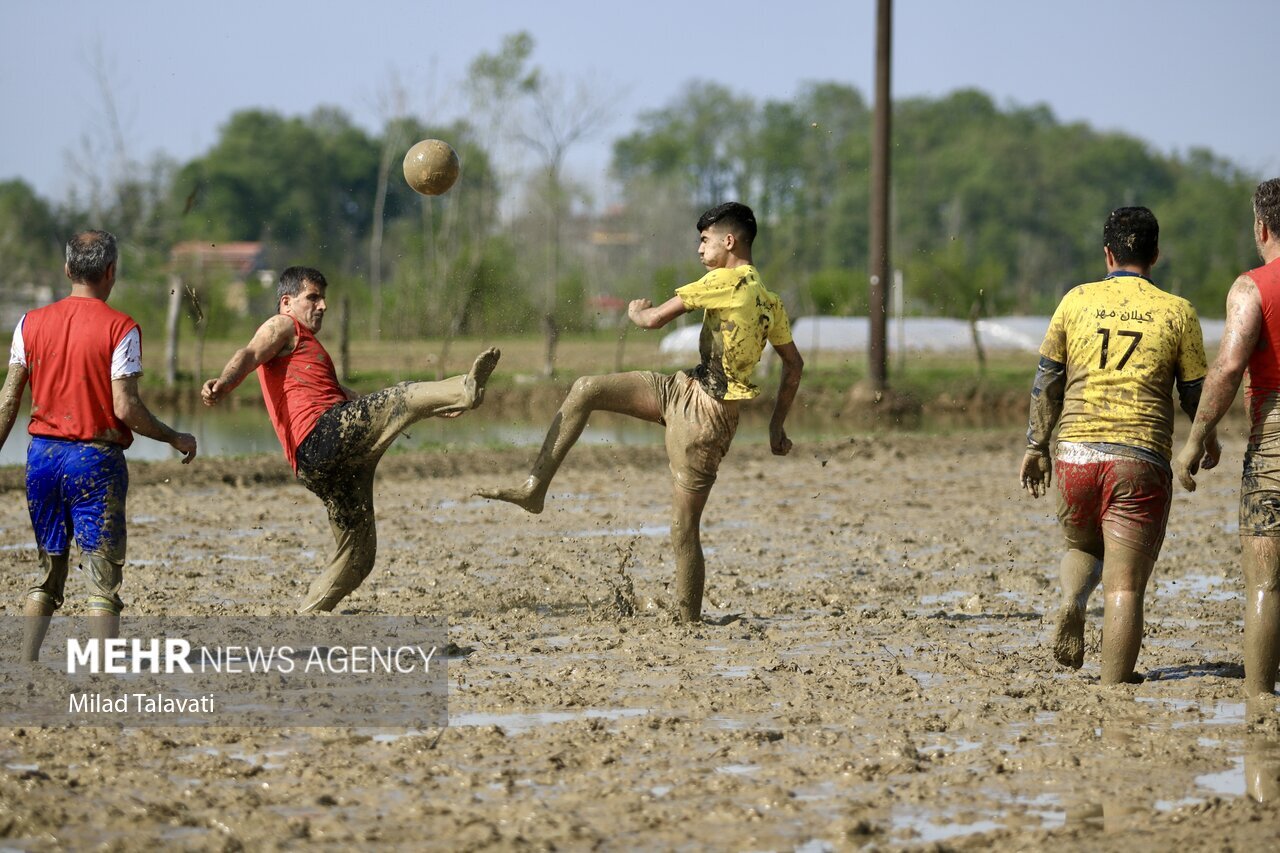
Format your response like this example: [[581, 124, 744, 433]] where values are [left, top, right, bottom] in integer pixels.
[[403, 139, 460, 196]]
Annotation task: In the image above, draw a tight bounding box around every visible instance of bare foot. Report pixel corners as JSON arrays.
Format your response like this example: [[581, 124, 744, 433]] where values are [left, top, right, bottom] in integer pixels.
[[476, 476, 546, 514], [1052, 604, 1085, 669], [462, 347, 501, 409]]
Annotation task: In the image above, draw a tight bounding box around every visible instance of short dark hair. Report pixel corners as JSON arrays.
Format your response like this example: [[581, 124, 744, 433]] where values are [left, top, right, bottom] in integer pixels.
[[697, 202, 757, 246], [1254, 178, 1280, 236], [1103, 207, 1159, 267], [65, 230, 118, 283], [277, 265, 328, 304]]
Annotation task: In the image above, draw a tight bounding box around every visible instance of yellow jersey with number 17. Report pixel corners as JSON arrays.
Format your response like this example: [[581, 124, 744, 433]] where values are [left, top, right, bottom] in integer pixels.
[[1039, 272, 1207, 461]]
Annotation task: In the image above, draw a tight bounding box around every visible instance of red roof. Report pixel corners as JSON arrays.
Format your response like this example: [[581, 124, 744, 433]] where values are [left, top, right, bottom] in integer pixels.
[[170, 241, 265, 276]]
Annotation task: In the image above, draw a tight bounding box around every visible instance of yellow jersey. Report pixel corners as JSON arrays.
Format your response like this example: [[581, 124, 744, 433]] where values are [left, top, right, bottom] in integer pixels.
[[1040, 272, 1207, 460], [676, 265, 793, 401]]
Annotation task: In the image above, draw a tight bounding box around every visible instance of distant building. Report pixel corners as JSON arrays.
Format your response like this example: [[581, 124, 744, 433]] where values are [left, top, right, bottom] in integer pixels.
[[169, 241, 271, 317]]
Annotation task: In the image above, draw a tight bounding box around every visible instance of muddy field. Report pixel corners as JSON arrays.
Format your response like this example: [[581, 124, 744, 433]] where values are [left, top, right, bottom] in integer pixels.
[[0, 424, 1277, 850]]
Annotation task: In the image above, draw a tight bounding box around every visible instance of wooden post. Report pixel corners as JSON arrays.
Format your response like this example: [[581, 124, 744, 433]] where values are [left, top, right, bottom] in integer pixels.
[[868, 0, 893, 392]]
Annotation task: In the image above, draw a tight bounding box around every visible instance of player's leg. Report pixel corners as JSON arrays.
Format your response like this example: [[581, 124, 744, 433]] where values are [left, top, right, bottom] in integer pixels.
[[22, 551, 66, 662], [1098, 534, 1156, 684], [1096, 456, 1170, 684], [362, 347, 501, 458], [1053, 547, 1102, 669], [22, 437, 73, 662], [65, 443, 128, 644], [1241, 534, 1280, 696], [1052, 450, 1104, 669], [478, 371, 665, 513], [670, 484, 711, 622], [298, 465, 378, 613], [662, 373, 737, 622]]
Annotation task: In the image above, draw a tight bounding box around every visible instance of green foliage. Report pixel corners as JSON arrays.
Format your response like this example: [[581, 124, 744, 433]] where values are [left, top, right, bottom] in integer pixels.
[[0, 61, 1264, 356], [0, 180, 62, 288], [611, 84, 1260, 318], [808, 268, 869, 316]]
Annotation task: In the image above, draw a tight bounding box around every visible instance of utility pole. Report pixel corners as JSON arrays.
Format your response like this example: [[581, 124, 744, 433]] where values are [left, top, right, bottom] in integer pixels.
[[868, 0, 892, 392]]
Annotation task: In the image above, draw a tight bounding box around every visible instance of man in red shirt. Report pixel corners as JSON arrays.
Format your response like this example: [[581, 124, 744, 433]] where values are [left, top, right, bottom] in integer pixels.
[[202, 266, 499, 612], [1175, 178, 1280, 697], [0, 230, 198, 661]]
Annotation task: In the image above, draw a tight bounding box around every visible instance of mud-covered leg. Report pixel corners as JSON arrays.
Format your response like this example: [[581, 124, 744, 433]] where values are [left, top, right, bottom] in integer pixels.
[[23, 549, 68, 662], [671, 485, 711, 622], [357, 348, 501, 460], [299, 468, 378, 614], [1242, 535, 1280, 696], [1053, 548, 1102, 669], [84, 552, 123, 647], [22, 595, 56, 663], [478, 372, 663, 514], [1099, 535, 1155, 684]]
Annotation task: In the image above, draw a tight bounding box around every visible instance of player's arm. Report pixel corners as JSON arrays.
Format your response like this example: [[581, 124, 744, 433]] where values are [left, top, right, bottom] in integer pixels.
[[112, 375, 197, 463], [628, 296, 688, 330], [202, 315, 295, 406], [1174, 275, 1261, 491], [0, 364, 29, 453], [768, 340, 804, 456], [1021, 355, 1066, 498]]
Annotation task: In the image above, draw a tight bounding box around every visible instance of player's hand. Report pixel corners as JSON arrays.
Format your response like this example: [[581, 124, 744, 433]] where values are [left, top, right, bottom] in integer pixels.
[[770, 423, 792, 456], [1202, 434, 1222, 471], [172, 432, 198, 464], [1174, 433, 1219, 492], [1020, 450, 1051, 498], [627, 299, 653, 324], [200, 379, 220, 407]]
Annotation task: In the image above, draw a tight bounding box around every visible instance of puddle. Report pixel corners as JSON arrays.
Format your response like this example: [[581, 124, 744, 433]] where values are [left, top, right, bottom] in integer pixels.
[[715, 764, 759, 775], [1195, 758, 1245, 797], [564, 524, 669, 538], [1154, 573, 1240, 602], [447, 707, 649, 734], [891, 809, 1003, 842]]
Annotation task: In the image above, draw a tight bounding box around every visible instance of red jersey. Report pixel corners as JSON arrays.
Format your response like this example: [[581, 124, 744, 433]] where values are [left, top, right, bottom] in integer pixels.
[[1246, 257, 1280, 423], [21, 296, 139, 447], [257, 316, 346, 472]]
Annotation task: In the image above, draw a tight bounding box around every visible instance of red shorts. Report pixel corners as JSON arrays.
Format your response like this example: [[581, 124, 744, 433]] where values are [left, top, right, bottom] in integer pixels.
[[1054, 444, 1172, 560]]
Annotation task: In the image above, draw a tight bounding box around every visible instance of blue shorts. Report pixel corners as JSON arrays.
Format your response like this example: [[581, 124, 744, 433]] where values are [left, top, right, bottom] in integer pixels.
[[26, 437, 129, 562]]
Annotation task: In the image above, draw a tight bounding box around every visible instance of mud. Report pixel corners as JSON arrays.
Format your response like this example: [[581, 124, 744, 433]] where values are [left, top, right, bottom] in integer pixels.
[[0, 430, 1278, 850]]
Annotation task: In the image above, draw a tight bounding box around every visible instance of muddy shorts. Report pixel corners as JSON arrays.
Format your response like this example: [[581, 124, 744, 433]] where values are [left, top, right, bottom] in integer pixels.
[[295, 401, 379, 532], [1054, 442, 1172, 560], [25, 437, 128, 610], [642, 371, 739, 494], [26, 437, 127, 561], [1241, 415, 1280, 535]]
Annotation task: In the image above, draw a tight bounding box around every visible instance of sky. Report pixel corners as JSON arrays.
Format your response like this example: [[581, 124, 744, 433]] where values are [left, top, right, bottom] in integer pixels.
[[2, 0, 1276, 206]]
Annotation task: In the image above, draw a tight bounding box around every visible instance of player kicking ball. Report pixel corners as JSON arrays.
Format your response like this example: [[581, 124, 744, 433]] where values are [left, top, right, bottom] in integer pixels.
[[479, 202, 804, 622]]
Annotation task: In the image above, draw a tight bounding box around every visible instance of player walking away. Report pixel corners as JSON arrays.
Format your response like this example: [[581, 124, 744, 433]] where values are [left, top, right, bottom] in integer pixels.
[[202, 266, 499, 613], [1020, 207, 1214, 684], [0, 230, 198, 661], [478, 202, 804, 622], [1175, 178, 1280, 697]]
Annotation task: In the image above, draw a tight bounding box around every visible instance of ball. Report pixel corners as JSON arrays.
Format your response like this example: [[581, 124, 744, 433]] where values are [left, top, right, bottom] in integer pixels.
[[402, 139, 460, 196]]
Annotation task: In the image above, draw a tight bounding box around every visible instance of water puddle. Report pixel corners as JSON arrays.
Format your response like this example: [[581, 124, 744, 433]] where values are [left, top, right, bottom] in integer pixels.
[[891, 809, 1003, 842], [564, 524, 669, 538], [446, 707, 649, 734], [1154, 573, 1240, 602]]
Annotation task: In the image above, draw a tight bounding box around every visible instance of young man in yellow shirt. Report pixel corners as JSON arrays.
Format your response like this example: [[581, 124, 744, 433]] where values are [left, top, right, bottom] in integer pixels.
[[480, 202, 804, 622]]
